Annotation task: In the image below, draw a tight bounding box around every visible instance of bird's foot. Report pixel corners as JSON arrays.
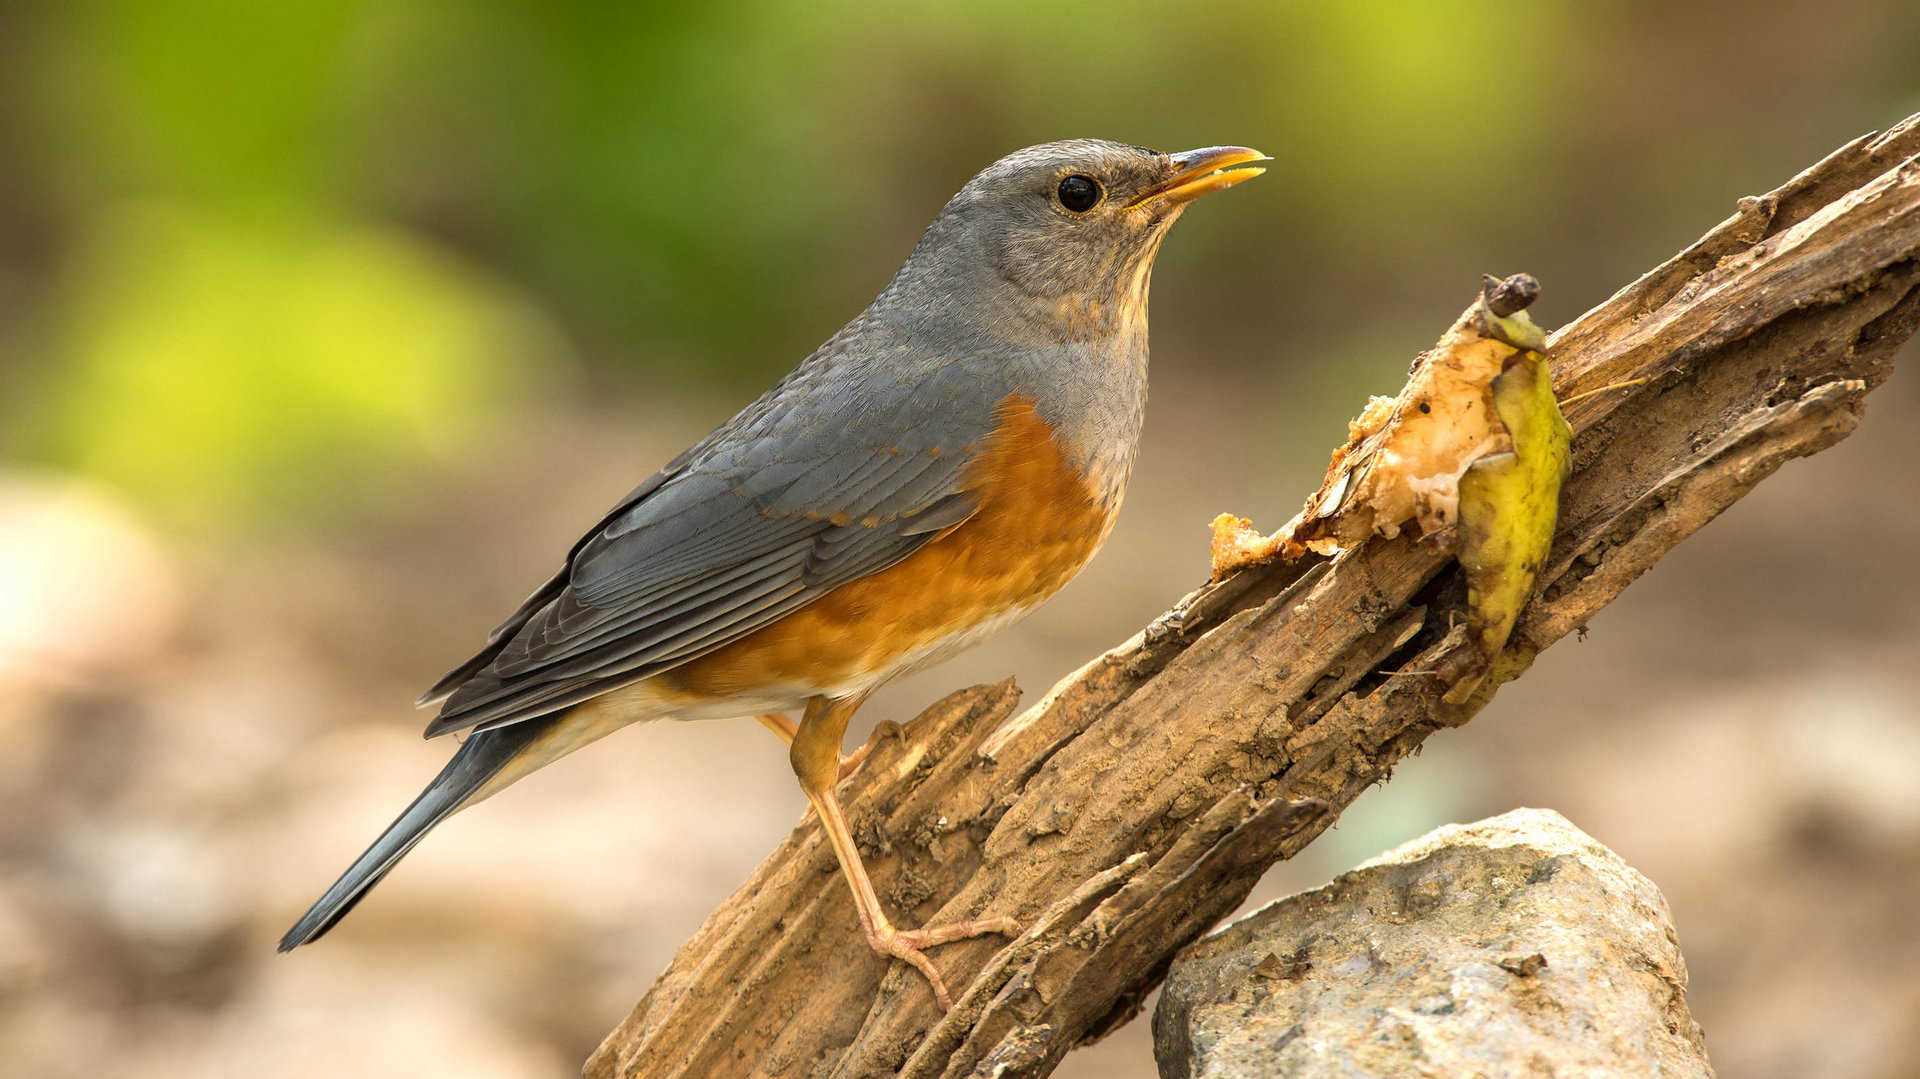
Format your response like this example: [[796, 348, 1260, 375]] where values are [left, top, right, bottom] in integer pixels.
[[869, 915, 1021, 1010]]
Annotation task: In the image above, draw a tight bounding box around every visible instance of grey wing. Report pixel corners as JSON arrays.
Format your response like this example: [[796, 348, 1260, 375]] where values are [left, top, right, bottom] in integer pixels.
[[414, 448, 697, 707], [420, 402, 989, 739]]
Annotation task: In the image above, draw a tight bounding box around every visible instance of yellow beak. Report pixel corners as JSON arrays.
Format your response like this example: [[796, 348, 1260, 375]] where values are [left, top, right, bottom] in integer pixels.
[[1128, 145, 1270, 207]]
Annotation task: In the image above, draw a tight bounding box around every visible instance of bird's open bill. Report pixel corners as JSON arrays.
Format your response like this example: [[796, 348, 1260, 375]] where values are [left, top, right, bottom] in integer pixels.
[[1127, 145, 1271, 207]]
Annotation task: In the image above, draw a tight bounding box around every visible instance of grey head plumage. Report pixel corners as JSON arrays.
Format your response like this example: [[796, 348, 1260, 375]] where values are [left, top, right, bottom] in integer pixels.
[[875, 139, 1269, 347]]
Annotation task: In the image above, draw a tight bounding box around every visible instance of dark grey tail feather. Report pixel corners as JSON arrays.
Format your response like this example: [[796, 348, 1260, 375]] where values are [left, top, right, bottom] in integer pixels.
[[277, 718, 550, 951]]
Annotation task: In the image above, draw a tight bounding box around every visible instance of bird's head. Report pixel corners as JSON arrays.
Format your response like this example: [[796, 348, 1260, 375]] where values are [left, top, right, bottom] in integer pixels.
[[890, 139, 1267, 344]]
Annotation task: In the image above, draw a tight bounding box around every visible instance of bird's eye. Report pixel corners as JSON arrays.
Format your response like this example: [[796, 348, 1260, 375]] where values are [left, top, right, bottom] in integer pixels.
[[1056, 174, 1103, 213]]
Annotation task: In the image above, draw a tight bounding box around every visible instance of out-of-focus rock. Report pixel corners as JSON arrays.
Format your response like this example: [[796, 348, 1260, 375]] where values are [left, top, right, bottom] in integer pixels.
[[1154, 808, 1712, 1079], [0, 473, 184, 692]]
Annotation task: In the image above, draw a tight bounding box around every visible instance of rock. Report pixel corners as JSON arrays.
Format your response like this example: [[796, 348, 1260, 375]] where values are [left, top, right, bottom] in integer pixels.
[[1154, 808, 1713, 1078]]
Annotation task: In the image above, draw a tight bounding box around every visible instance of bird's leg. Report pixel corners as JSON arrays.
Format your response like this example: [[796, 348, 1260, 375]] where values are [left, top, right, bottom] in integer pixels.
[[756, 712, 886, 782], [754, 712, 799, 743], [836, 718, 905, 780], [789, 695, 1019, 1010]]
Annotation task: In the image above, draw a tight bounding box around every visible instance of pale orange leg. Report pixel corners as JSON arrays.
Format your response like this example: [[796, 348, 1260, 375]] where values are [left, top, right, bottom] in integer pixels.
[[754, 712, 799, 743], [788, 695, 1019, 1010], [755, 712, 896, 782]]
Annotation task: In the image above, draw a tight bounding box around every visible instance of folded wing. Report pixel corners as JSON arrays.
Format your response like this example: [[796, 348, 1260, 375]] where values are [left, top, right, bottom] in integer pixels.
[[421, 392, 990, 738]]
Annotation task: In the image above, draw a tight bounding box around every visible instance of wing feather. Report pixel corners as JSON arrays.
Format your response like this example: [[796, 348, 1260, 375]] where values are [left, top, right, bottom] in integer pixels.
[[421, 394, 994, 738]]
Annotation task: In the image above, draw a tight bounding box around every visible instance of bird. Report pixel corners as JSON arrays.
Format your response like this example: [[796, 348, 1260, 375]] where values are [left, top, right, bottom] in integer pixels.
[[278, 138, 1266, 1009]]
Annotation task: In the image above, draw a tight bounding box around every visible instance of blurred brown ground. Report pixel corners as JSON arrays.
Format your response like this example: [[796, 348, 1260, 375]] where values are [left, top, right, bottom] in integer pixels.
[[3, 3, 1920, 1076]]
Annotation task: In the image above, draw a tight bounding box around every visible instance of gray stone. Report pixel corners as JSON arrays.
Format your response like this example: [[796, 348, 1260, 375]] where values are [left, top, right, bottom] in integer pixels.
[[1154, 808, 1713, 1078]]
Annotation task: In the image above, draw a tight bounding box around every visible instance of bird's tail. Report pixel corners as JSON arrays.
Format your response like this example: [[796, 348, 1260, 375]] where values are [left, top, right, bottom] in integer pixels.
[[276, 718, 552, 951]]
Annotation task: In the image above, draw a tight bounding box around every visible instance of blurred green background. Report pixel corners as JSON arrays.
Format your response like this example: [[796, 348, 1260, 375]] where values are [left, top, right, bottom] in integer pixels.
[[8, 0, 1915, 532], [2, 3, 1917, 1077]]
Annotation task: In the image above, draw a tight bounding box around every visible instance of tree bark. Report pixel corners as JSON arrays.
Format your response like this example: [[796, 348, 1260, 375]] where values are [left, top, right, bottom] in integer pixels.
[[587, 113, 1920, 1079]]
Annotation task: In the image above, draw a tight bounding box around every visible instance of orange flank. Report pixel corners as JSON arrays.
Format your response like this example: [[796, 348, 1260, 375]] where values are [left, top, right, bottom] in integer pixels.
[[660, 393, 1116, 699]]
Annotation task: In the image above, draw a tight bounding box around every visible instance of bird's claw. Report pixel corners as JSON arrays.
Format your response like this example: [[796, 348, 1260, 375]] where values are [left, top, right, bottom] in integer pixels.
[[869, 916, 1021, 1010]]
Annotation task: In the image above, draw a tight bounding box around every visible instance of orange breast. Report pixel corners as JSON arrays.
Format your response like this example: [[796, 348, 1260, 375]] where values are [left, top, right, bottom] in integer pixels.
[[660, 393, 1118, 700]]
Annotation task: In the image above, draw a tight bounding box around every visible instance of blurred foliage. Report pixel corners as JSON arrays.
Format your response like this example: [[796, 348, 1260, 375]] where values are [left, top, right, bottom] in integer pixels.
[[30, 205, 545, 529], [0, 0, 1916, 531]]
